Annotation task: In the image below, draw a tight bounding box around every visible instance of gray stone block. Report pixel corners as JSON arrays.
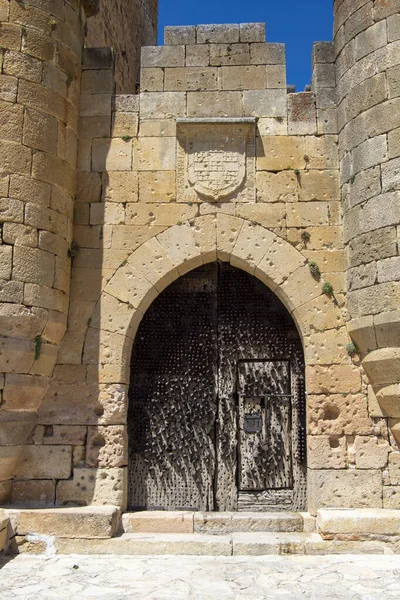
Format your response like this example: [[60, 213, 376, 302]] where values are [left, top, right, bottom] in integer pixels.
[[312, 41, 334, 64], [141, 46, 185, 68], [355, 20, 387, 61], [197, 24, 240, 44], [82, 48, 114, 70], [250, 42, 285, 65], [164, 26, 196, 46], [239, 23, 265, 43]]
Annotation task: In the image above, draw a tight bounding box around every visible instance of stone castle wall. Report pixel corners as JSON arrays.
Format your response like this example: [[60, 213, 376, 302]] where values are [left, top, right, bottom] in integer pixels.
[[334, 0, 400, 506], [85, 0, 158, 93], [0, 0, 89, 504], [0, 3, 399, 516]]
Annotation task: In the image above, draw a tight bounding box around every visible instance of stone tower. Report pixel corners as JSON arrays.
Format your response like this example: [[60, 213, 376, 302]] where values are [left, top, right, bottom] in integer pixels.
[[0, 0, 89, 502], [333, 1, 400, 439]]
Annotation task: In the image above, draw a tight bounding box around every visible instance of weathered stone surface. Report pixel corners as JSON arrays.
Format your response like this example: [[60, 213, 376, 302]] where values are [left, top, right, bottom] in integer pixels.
[[8, 506, 119, 539], [354, 436, 390, 469], [317, 508, 400, 536], [307, 436, 347, 469], [123, 512, 194, 534], [306, 365, 361, 395], [86, 425, 127, 468], [11, 480, 55, 507], [308, 470, 383, 515], [307, 393, 372, 436], [13, 446, 72, 480], [56, 467, 127, 508]]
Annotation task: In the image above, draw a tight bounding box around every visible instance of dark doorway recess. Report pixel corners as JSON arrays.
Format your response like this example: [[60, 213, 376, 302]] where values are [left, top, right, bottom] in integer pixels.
[[128, 262, 306, 512]]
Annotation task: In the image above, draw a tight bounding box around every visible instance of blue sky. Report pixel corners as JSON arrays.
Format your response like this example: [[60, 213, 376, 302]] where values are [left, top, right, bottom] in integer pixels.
[[158, 0, 333, 92]]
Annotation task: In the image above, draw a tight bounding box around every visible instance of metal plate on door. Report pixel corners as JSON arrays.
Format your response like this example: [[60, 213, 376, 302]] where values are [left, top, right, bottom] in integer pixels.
[[244, 413, 262, 433]]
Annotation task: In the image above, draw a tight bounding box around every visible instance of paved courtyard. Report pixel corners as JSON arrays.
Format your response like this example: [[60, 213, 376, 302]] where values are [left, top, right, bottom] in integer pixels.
[[1, 554, 400, 599]]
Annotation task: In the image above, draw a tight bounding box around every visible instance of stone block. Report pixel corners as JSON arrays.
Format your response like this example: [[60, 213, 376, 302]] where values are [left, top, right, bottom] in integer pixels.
[[354, 436, 390, 469], [82, 48, 114, 70], [229, 220, 275, 274], [383, 487, 400, 509], [0, 100, 23, 143], [0, 446, 23, 482], [56, 467, 127, 508], [216, 214, 245, 261], [388, 65, 400, 99], [113, 94, 139, 113], [87, 425, 127, 468], [388, 13, 400, 42], [197, 24, 239, 44], [308, 470, 383, 515], [240, 23, 265, 43], [307, 436, 347, 469], [11, 480, 55, 507], [250, 42, 285, 65], [257, 136, 305, 171], [374, 0, 400, 20], [306, 365, 361, 395], [243, 89, 287, 117], [39, 425, 87, 446], [3, 374, 47, 411], [209, 44, 250, 66], [363, 348, 400, 386], [256, 170, 298, 203], [355, 19, 387, 61], [317, 108, 337, 135], [317, 508, 400, 536], [0, 336, 34, 374], [140, 68, 164, 92], [389, 127, 400, 159], [312, 63, 335, 88], [102, 171, 138, 203], [164, 67, 218, 91], [126, 203, 197, 227], [164, 26, 196, 46], [92, 138, 133, 172], [9, 506, 119, 539], [221, 66, 266, 90], [140, 91, 186, 119], [134, 137, 177, 173], [81, 69, 114, 94], [12, 245, 55, 287], [79, 116, 111, 138], [187, 91, 241, 118], [141, 46, 185, 68], [304, 327, 349, 366], [13, 445, 72, 480], [138, 171, 175, 202], [0, 23, 22, 52], [254, 235, 304, 287], [307, 393, 373, 436], [157, 223, 202, 275], [348, 227, 397, 268], [287, 202, 329, 227], [235, 203, 286, 230], [299, 170, 339, 202], [276, 264, 322, 313], [288, 92, 316, 136], [375, 310, 400, 349], [123, 511, 194, 534], [378, 256, 400, 283], [0, 140, 31, 176], [312, 41, 334, 65], [79, 93, 112, 117], [3, 50, 42, 85], [185, 44, 210, 67]]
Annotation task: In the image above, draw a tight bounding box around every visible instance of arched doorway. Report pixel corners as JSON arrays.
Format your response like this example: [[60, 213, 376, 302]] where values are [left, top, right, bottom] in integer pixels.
[[128, 262, 306, 512]]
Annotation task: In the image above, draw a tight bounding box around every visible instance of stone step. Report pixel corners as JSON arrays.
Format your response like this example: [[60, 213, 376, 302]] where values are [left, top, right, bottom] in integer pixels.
[[15, 531, 393, 556], [5, 506, 120, 540], [122, 511, 310, 534], [0, 509, 9, 554], [317, 508, 400, 538]]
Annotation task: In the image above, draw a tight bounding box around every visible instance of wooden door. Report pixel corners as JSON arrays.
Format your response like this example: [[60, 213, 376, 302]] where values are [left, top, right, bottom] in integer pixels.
[[238, 361, 292, 491], [128, 262, 306, 512]]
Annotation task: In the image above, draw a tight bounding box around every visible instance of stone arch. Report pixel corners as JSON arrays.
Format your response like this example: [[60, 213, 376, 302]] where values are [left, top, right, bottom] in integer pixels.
[[85, 215, 346, 386]]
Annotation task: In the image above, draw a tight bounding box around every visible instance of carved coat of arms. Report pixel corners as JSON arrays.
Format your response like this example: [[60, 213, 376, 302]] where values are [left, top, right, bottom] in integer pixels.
[[187, 138, 246, 200]]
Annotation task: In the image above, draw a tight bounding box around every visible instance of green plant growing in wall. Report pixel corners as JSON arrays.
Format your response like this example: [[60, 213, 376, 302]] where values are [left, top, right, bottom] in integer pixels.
[[301, 230, 311, 246], [121, 135, 132, 141], [49, 19, 57, 31], [322, 281, 334, 296], [65, 72, 73, 88], [308, 261, 320, 278], [34, 335, 42, 361], [346, 342, 358, 357], [68, 241, 79, 258]]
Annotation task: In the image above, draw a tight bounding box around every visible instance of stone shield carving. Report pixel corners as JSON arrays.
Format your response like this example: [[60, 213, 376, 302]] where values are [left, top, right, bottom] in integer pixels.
[[177, 119, 256, 203], [187, 138, 246, 200]]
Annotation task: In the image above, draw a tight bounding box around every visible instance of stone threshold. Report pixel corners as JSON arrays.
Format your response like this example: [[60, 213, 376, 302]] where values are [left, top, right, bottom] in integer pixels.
[[2, 507, 400, 556]]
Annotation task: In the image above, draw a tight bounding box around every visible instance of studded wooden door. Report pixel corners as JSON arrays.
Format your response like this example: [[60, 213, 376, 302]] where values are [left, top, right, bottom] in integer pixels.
[[128, 262, 306, 511]]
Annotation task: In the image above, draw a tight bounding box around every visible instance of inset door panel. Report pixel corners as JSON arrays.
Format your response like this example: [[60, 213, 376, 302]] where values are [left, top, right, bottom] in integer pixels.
[[238, 361, 292, 491]]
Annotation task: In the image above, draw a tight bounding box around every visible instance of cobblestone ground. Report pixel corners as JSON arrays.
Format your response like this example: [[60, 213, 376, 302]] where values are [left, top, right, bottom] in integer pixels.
[[1, 554, 400, 599]]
